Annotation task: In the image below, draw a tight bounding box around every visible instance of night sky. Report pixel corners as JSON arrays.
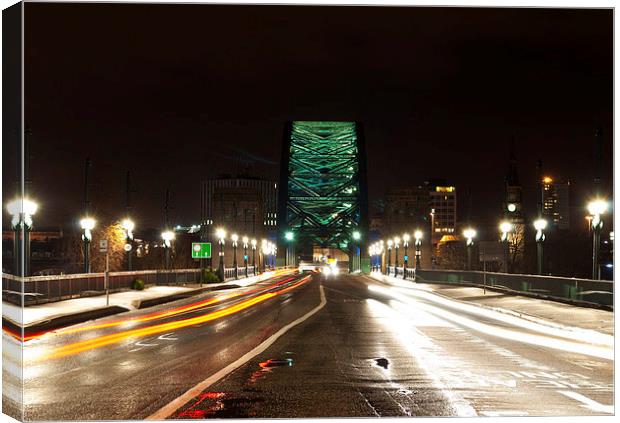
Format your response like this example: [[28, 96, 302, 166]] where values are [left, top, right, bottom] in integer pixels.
[[6, 3, 613, 232]]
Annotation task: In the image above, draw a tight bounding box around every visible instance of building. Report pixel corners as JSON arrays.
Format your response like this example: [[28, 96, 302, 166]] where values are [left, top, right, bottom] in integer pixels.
[[542, 176, 570, 230], [383, 186, 430, 236], [201, 174, 277, 241], [428, 184, 457, 245]]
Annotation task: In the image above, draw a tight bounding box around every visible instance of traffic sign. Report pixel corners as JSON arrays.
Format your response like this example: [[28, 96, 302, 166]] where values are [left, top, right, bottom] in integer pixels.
[[192, 242, 212, 259], [99, 239, 108, 253]]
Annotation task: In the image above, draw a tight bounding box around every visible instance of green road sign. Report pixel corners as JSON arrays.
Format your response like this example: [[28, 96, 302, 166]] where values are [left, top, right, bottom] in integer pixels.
[[191, 242, 212, 259]]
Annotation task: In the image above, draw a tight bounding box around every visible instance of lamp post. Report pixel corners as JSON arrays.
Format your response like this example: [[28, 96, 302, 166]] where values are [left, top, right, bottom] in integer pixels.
[[285, 231, 294, 268], [7, 198, 38, 276], [463, 228, 477, 271], [251, 239, 257, 274], [394, 236, 400, 271], [352, 230, 361, 272], [386, 239, 393, 275], [80, 217, 96, 273], [242, 236, 249, 277], [533, 219, 547, 275], [161, 230, 175, 270], [122, 218, 135, 271], [499, 221, 513, 273], [402, 233, 410, 278], [368, 245, 375, 272], [231, 234, 239, 279], [588, 199, 607, 280], [261, 239, 268, 273], [414, 230, 423, 270], [216, 228, 226, 281]]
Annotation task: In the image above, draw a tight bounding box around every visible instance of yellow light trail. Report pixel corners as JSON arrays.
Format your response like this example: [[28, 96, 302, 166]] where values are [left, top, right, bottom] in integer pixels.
[[33, 275, 312, 362], [7, 269, 296, 342]]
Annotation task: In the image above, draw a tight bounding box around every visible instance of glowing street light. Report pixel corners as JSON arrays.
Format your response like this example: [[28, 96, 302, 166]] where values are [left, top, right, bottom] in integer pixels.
[[161, 230, 175, 270], [588, 199, 608, 279], [216, 228, 226, 280], [499, 221, 513, 273], [6, 198, 38, 276], [242, 236, 249, 277], [414, 230, 423, 270], [394, 236, 400, 273], [463, 228, 477, 270], [533, 218, 547, 275], [386, 239, 393, 275], [251, 239, 257, 272], [284, 230, 295, 267], [121, 218, 135, 270], [80, 217, 97, 273], [231, 233, 239, 279]]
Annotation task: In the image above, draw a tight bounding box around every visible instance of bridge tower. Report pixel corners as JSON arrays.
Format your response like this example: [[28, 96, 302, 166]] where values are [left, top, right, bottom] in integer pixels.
[[277, 121, 369, 272]]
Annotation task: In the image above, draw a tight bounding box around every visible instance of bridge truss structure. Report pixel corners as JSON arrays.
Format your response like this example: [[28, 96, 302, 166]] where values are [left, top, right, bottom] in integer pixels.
[[277, 121, 369, 269]]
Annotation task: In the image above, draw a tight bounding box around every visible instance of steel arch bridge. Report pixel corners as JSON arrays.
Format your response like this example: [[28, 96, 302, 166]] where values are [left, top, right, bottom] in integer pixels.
[[277, 121, 369, 271]]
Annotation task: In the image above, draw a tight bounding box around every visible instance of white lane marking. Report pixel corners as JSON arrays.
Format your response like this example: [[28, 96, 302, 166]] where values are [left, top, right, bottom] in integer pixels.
[[146, 282, 326, 420], [157, 333, 178, 341], [480, 411, 529, 416], [128, 348, 142, 353], [135, 340, 158, 347], [557, 390, 614, 414]]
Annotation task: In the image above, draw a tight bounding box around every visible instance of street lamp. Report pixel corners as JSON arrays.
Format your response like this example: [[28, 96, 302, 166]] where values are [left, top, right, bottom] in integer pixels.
[[285, 230, 294, 267], [231, 233, 239, 279], [414, 230, 423, 270], [352, 230, 361, 272], [368, 244, 375, 272], [499, 221, 513, 273], [463, 228, 477, 271], [242, 236, 249, 277], [161, 230, 175, 270], [216, 228, 226, 280], [80, 216, 96, 273], [386, 239, 393, 275], [588, 199, 607, 279], [121, 218, 135, 271], [6, 198, 38, 276], [533, 219, 547, 275], [394, 236, 400, 274], [402, 233, 410, 278], [251, 239, 257, 273]]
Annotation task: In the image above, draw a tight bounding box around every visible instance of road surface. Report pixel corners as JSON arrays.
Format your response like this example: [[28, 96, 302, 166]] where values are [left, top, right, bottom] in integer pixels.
[[8, 272, 614, 420]]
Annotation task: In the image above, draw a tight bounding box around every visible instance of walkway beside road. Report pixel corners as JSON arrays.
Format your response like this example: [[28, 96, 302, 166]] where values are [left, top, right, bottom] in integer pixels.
[[369, 272, 614, 337], [2, 271, 282, 331]]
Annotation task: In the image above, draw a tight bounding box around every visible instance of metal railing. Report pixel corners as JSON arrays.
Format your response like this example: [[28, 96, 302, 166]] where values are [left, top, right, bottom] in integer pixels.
[[3, 264, 281, 306], [401, 269, 613, 308]]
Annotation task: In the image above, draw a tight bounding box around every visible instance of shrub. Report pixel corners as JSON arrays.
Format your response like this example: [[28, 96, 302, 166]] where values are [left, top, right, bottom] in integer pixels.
[[202, 270, 220, 284], [131, 278, 145, 290]]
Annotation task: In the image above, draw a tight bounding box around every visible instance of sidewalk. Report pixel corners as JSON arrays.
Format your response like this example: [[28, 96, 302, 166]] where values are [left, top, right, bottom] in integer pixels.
[[2, 271, 279, 330], [369, 272, 614, 336]]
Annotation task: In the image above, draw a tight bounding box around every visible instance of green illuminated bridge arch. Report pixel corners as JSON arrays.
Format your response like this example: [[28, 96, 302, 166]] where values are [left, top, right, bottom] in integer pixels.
[[277, 121, 369, 272]]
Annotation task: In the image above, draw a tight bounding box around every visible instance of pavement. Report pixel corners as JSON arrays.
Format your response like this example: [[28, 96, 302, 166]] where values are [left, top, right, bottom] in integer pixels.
[[2, 271, 281, 331], [369, 272, 614, 336], [8, 272, 613, 420]]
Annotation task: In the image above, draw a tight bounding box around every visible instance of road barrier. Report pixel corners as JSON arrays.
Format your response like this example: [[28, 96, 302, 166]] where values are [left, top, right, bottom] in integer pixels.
[[2, 265, 264, 306], [405, 269, 613, 308]]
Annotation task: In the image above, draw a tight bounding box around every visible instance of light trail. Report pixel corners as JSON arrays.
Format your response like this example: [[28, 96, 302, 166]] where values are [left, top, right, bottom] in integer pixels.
[[29, 275, 313, 362], [368, 284, 614, 360], [4, 270, 296, 342]]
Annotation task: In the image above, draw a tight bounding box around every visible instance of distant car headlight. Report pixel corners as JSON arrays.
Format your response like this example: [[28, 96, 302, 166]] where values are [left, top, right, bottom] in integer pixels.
[[323, 266, 331, 275]]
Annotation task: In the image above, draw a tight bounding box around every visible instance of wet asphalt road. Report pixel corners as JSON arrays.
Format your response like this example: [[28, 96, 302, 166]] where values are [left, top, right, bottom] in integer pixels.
[[14, 272, 614, 420]]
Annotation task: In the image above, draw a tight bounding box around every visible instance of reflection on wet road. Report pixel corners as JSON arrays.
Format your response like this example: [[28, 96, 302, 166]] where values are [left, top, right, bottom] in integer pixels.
[[167, 274, 613, 419], [7, 272, 614, 420]]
